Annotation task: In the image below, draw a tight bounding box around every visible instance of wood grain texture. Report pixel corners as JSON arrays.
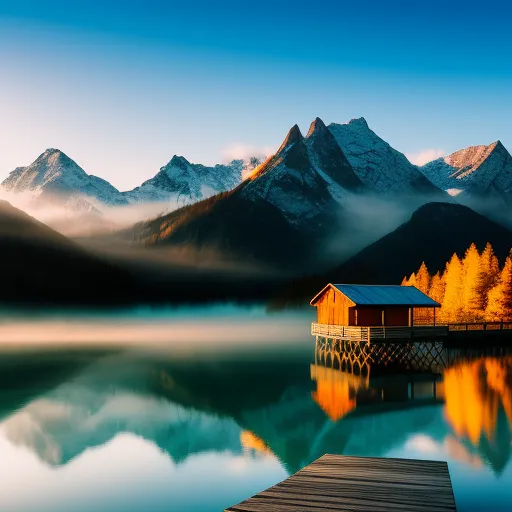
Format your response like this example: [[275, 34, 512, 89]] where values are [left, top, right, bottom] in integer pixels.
[[226, 454, 456, 511]]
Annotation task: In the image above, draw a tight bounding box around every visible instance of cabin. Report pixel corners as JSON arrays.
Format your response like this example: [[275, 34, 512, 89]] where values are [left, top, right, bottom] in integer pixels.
[[310, 284, 446, 342]]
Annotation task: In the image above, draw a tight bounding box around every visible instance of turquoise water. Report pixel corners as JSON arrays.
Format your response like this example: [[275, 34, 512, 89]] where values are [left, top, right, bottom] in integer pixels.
[[0, 307, 510, 511]]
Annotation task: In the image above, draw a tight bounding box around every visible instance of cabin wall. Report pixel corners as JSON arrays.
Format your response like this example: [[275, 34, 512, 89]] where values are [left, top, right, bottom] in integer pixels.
[[351, 306, 410, 326], [315, 288, 354, 325], [385, 307, 410, 326], [354, 307, 383, 326]]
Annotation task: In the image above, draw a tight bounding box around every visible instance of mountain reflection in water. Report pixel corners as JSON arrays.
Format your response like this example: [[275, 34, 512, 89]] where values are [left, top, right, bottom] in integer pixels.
[[0, 330, 511, 511]]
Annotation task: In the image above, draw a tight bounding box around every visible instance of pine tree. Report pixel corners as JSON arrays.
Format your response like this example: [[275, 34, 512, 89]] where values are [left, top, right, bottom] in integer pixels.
[[485, 251, 512, 322], [429, 271, 446, 305], [407, 272, 417, 288], [461, 243, 482, 321], [501, 251, 512, 321], [486, 281, 505, 321], [440, 253, 463, 323], [416, 262, 431, 294], [477, 243, 500, 311], [401, 276, 409, 286]]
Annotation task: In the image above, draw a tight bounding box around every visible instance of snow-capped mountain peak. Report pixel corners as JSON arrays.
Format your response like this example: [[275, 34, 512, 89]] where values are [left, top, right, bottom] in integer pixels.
[[420, 140, 512, 197], [2, 148, 127, 206], [306, 117, 329, 137], [277, 124, 304, 151], [122, 154, 246, 204], [328, 118, 441, 195]]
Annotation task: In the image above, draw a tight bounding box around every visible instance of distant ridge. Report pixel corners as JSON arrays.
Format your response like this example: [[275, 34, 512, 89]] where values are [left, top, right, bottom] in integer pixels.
[[420, 141, 512, 199]]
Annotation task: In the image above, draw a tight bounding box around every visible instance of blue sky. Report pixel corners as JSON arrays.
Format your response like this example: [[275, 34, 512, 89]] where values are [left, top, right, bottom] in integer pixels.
[[0, 0, 511, 190]]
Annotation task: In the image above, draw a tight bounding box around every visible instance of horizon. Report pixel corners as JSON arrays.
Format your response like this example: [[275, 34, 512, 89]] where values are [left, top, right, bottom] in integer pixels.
[[1, 0, 511, 190]]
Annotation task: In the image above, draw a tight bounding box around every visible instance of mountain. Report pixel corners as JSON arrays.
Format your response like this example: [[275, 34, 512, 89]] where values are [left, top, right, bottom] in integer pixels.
[[122, 155, 253, 204], [329, 118, 442, 196], [0, 200, 137, 306], [325, 202, 512, 285], [125, 118, 367, 271], [239, 119, 364, 222], [2, 149, 127, 207], [420, 141, 512, 200]]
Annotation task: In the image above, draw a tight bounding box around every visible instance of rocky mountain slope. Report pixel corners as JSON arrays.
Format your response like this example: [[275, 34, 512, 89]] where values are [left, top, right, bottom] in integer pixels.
[[2, 149, 127, 207], [122, 155, 251, 204], [329, 118, 442, 196], [125, 118, 369, 271], [420, 141, 512, 200]]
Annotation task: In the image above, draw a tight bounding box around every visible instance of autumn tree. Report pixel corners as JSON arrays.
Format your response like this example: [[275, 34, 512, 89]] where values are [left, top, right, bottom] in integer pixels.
[[477, 243, 500, 311], [501, 251, 512, 321], [407, 272, 417, 287], [461, 243, 482, 321], [484, 252, 512, 322], [429, 271, 446, 305], [416, 262, 431, 294], [440, 253, 463, 323]]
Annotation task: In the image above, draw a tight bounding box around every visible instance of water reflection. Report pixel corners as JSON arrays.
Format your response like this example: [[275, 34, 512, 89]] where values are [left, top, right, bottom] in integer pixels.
[[311, 337, 512, 477], [0, 333, 511, 511]]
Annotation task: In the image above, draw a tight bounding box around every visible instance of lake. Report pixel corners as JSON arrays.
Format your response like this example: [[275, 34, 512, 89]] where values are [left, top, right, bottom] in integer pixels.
[[0, 306, 510, 511]]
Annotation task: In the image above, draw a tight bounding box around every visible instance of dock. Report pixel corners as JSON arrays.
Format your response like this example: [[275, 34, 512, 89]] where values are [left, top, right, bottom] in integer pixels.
[[226, 454, 456, 511]]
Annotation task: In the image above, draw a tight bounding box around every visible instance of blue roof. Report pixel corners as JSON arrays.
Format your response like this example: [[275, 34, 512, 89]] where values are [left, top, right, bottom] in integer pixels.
[[329, 284, 440, 307]]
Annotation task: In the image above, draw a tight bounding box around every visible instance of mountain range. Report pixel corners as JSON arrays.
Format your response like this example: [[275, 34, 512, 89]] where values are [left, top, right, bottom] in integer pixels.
[[3, 118, 511, 217], [2, 115, 512, 305], [124, 117, 448, 271]]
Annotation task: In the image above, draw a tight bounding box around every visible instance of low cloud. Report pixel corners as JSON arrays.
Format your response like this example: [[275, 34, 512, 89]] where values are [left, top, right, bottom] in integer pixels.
[[221, 144, 273, 163], [406, 149, 446, 166]]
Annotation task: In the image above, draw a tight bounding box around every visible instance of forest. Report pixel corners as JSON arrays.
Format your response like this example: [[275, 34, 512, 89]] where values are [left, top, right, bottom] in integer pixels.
[[402, 243, 512, 323]]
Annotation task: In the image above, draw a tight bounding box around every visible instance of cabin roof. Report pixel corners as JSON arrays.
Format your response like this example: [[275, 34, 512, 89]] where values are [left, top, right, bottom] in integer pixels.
[[310, 284, 440, 307]]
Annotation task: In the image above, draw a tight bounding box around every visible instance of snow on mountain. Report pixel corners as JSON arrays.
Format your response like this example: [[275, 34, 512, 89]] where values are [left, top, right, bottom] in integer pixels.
[[420, 141, 512, 198], [305, 117, 364, 201], [122, 155, 250, 204], [2, 149, 127, 206], [328, 118, 440, 195], [240, 123, 340, 222]]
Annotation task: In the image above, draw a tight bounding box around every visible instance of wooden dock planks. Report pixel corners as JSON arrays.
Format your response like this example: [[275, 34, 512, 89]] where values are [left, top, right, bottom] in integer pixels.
[[226, 454, 456, 512]]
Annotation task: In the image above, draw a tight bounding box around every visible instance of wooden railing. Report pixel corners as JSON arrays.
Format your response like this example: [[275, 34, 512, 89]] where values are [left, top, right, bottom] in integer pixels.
[[312, 321, 512, 341], [446, 322, 512, 332], [311, 323, 448, 341]]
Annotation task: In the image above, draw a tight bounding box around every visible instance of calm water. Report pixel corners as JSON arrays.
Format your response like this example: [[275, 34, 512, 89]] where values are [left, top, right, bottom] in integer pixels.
[[0, 306, 511, 511]]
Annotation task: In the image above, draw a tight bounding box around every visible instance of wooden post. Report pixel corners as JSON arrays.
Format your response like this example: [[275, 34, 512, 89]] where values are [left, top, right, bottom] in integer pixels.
[[411, 308, 414, 327], [433, 308, 436, 327], [381, 309, 386, 326]]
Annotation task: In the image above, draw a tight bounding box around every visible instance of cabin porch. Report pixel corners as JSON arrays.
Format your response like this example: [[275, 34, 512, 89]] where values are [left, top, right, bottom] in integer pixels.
[[311, 322, 449, 342]]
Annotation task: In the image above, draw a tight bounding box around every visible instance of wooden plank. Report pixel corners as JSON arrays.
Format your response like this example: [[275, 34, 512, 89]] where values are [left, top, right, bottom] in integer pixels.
[[226, 455, 456, 511]]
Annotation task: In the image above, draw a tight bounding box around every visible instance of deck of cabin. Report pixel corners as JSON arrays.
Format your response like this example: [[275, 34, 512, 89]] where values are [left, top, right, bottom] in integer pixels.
[[312, 321, 512, 342], [312, 322, 448, 341]]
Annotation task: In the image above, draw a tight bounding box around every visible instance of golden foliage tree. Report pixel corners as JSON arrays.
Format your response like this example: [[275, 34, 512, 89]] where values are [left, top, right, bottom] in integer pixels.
[[428, 271, 446, 305], [486, 252, 512, 322], [477, 243, 500, 311], [440, 253, 463, 323], [402, 242, 511, 324], [461, 243, 482, 321]]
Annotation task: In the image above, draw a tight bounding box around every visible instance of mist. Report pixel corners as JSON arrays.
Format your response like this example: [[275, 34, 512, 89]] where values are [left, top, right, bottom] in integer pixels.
[[321, 192, 453, 267], [0, 188, 184, 238]]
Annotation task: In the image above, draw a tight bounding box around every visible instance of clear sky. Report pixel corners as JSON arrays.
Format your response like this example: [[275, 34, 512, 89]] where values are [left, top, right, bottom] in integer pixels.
[[1, 0, 511, 191]]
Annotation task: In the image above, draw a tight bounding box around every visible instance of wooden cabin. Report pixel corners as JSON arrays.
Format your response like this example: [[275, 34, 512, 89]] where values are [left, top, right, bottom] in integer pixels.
[[310, 284, 440, 327]]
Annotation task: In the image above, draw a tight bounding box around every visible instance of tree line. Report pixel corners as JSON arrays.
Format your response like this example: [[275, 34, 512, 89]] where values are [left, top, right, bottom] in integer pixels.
[[402, 243, 512, 323]]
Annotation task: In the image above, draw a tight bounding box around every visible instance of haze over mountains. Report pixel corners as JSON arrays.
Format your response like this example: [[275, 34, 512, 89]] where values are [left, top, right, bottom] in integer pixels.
[[2, 115, 512, 305]]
